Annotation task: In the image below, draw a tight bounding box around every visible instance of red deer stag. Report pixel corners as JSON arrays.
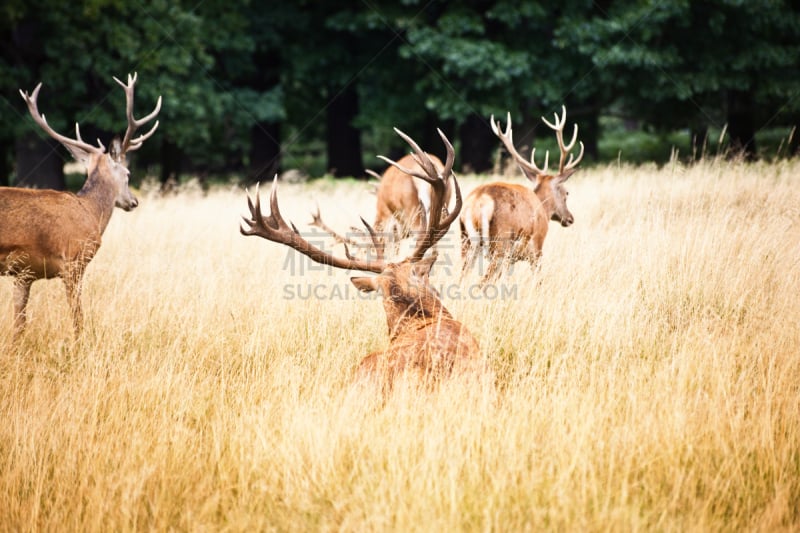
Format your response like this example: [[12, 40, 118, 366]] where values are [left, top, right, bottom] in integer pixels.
[[0, 73, 161, 336], [370, 152, 454, 246], [241, 129, 482, 390], [310, 152, 455, 259], [460, 106, 583, 283]]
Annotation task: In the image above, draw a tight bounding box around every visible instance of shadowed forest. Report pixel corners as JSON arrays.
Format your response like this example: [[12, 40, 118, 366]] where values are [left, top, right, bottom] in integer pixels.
[[1, 0, 799, 188]]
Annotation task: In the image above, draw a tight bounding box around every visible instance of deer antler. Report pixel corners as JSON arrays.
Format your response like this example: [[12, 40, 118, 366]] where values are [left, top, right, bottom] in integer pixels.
[[490, 112, 549, 178], [378, 128, 461, 261], [113, 72, 162, 153], [309, 204, 373, 252], [241, 177, 386, 273], [19, 83, 106, 157], [541, 105, 584, 177]]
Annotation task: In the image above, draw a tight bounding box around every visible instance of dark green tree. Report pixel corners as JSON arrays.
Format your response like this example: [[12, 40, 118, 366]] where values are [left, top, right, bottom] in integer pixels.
[[564, 0, 800, 159]]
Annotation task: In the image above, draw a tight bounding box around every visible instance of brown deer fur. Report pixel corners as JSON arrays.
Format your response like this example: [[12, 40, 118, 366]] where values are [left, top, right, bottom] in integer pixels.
[[242, 129, 483, 391], [461, 107, 583, 283], [1, 74, 160, 335], [373, 153, 453, 242]]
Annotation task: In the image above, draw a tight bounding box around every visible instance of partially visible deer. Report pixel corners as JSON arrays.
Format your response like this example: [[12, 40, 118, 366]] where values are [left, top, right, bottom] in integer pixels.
[[0, 73, 161, 336], [460, 106, 584, 283], [241, 128, 483, 391], [309, 151, 455, 260], [370, 152, 455, 245]]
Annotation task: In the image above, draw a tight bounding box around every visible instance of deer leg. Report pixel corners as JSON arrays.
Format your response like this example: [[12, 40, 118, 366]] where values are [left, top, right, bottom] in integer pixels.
[[62, 271, 85, 334], [480, 261, 501, 286], [12, 277, 33, 335], [479, 241, 507, 286], [460, 220, 479, 281]]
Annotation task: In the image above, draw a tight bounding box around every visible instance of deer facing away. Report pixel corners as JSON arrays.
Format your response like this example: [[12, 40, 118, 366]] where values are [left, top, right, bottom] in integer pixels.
[[310, 151, 456, 263], [460, 106, 584, 283], [369, 152, 454, 246], [241, 128, 482, 391], [0, 73, 161, 336]]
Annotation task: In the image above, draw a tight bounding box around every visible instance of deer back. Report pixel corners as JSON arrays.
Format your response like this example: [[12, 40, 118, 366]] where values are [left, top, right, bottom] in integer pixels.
[[375, 153, 453, 234]]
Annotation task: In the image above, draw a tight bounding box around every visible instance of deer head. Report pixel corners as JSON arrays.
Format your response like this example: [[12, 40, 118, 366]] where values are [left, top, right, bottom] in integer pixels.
[[242, 128, 482, 390], [19, 72, 161, 211], [491, 105, 584, 227], [241, 128, 462, 340]]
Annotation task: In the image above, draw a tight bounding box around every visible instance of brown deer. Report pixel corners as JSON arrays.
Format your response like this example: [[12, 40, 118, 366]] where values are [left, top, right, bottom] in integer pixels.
[[0, 73, 161, 336], [460, 106, 584, 283], [309, 152, 455, 259], [370, 153, 454, 245], [241, 128, 482, 391]]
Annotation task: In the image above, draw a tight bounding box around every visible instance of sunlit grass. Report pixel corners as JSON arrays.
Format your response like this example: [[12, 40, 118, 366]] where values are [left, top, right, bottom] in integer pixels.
[[1, 157, 799, 531]]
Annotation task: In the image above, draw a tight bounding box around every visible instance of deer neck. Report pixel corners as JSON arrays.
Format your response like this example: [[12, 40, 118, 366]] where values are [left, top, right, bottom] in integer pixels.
[[534, 186, 556, 218], [76, 165, 117, 233], [385, 290, 453, 341]]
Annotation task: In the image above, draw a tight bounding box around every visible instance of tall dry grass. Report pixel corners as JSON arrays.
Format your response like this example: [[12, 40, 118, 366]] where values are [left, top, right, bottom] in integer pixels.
[[1, 157, 798, 531]]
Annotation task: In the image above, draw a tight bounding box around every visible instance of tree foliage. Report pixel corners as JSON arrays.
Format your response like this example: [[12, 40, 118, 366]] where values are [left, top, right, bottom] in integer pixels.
[[1, 0, 798, 186]]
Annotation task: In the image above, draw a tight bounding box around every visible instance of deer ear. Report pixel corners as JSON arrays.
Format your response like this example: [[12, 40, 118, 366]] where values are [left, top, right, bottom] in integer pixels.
[[558, 168, 577, 182], [351, 276, 378, 293], [62, 145, 91, 164], [109, 137, 123, 161], [411, 255, 437, 279], [520, 166, 544, 190]]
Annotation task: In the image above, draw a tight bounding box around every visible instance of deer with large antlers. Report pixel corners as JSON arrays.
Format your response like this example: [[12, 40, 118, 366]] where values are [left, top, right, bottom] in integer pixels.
[[370, 153, 455, 247], [0, 73, 161, 336], [460, 106, 584, 283], [310, 153, 455, 256], [242, 129, 482, 391]]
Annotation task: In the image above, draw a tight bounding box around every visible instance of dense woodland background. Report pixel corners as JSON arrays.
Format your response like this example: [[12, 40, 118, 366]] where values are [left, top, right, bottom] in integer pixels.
[[1, 0, 799, 189]]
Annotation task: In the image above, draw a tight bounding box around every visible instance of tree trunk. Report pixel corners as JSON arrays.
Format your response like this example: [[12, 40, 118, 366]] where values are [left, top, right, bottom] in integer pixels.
[[160, 139, 183, 190], [690, 125, 709, 160], [727, 90, 757, 160], [0, 142, 11, 187], [580, 108, 599, 162], [423, 113, 455, 164], [458, 113, 494, 174], [326, 84, 363, 178], [248, 121, 281, 184], [14, 135, 65, 190]]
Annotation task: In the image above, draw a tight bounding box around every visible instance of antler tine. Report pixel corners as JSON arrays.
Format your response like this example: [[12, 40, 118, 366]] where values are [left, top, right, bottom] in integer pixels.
[[541, 105, 584, 176], [113, 72, 162, 153], [308, 203, 366, 249], [377, 127, 440, 181], [490, 112, 548, 176], [401, 128, 460, 261], [360, 217, 385, 263], [74, 123, 106, 152], [19, 82, 105, 156], [241, 176, 385, 274]]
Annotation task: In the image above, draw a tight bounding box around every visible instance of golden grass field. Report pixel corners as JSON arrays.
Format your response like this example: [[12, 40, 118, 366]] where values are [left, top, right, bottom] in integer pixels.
[[1, 157, 799, 531]]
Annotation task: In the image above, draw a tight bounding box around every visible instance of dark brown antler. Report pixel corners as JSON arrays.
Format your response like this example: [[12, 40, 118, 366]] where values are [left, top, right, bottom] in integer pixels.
[[241, 177, 386, 273], [378, 128, 461, 261]]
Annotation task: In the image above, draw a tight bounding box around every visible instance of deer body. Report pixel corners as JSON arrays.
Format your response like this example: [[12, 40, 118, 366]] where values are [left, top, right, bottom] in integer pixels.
[[373, 153, 453, 242], [352, 258, 481, 388], [461, 107, 583, 283], [242, 129, 483, 391], [1, 74, 160, 335]]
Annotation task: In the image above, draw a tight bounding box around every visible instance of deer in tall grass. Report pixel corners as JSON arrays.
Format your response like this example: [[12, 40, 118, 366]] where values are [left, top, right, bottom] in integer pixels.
[[242, 129, 482, 390], [370, 152, 455, 245], [311, 152, 455, 257], [0, 73, 161, 336], [460, 106, 584, 283]]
